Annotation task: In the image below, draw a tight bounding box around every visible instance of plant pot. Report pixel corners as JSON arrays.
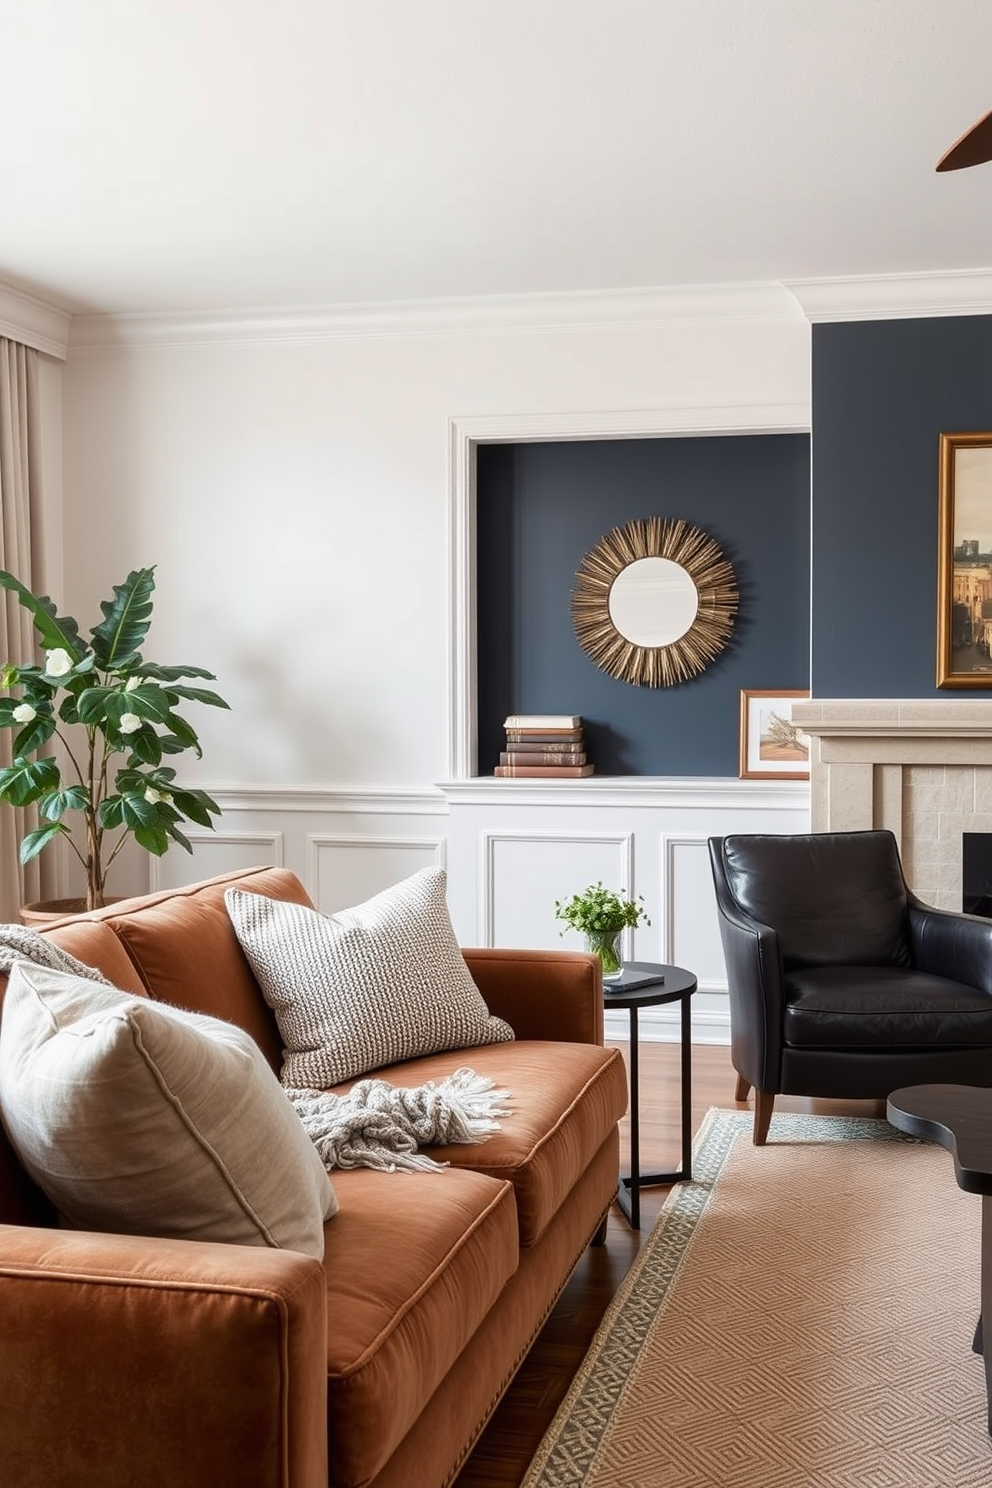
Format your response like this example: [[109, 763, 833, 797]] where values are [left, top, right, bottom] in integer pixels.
[[19, 898, 123, 927], [583, 928, 624, 981]]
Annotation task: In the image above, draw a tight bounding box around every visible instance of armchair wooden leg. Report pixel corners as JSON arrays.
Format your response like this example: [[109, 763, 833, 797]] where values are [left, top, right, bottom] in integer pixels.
[[734, 1072, 751, 1103], [753, 1090, 775, 1146], [591, 1213, 609, 1246]]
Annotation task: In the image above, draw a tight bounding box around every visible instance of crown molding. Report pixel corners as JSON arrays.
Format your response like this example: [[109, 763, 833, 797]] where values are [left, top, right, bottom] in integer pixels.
[[0, 281, 71, 359], [66, 280, 806, 354], [786, 268, 992, 323]]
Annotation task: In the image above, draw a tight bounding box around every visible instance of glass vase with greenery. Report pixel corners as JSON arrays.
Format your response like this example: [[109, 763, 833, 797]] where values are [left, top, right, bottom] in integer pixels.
[[553, 881, 650, 978], [0, 565, 229, 910]]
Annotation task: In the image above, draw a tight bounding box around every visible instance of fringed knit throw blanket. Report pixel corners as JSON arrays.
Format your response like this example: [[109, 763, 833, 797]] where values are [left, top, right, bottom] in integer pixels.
[[285, 1069, 512, 1172], [0, 925, 510, 1173]]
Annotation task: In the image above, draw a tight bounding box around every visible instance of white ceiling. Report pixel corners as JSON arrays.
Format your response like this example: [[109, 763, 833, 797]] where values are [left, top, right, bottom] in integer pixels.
[[3, 0, 992, 317]]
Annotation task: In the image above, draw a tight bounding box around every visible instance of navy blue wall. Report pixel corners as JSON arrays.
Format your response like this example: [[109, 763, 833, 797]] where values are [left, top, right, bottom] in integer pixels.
[[812, 316, 992, 696], [476, 434, 811, 776]]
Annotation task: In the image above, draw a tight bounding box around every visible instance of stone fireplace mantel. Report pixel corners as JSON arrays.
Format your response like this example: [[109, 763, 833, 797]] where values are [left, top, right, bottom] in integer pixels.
[[791, 699, 992, 911]]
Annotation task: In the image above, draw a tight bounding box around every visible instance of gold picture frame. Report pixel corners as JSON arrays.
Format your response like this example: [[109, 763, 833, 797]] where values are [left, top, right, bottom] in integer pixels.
[[570, 516, 738, 688], [739, 690, 810, 779], [937, 431, 992, 688]]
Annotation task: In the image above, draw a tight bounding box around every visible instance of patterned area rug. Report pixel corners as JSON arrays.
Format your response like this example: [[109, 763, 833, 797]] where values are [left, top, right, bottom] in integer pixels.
[[522, 1107, 991, 1488]]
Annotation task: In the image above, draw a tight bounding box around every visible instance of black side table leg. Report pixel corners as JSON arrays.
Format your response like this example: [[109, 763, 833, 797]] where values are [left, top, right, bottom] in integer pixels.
[[617, 1005, 641, 1229], [680, 985, 692, 1181]]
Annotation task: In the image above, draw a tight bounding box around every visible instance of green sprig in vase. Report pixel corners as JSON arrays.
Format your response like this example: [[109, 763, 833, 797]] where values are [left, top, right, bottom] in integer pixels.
[[553, 882, 651, 985]]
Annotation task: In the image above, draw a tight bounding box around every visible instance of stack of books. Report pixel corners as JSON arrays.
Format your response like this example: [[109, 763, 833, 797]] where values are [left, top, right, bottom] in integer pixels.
[[495, 715, 594, 778]]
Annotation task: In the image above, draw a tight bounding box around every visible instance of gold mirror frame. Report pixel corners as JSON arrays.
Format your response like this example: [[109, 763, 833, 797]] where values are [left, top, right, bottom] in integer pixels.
[[570, 517, 738, 687]]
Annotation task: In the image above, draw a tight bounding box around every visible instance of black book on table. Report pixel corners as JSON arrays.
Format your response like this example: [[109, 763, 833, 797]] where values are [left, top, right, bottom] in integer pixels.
[[603, 961, 666, 993]]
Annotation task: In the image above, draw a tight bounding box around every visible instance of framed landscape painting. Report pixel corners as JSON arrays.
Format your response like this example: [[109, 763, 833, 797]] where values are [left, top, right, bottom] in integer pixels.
[[739, 690, 810, 780], [937, 431, 992, 688]]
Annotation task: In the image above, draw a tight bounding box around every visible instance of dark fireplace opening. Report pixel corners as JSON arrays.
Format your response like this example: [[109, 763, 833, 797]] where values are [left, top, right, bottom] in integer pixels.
[[963, 833, 992, 917]]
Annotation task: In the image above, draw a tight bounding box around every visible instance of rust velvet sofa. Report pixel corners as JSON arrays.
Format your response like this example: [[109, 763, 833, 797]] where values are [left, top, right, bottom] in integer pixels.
[[0, 865, 628, 1488]]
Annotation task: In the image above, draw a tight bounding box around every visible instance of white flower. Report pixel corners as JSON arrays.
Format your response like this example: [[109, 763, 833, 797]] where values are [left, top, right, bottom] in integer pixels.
[[44, 648, 74, 677], [119, 712, 143, 734], [125, 676, 143, 692], [12, 703, 36, 723], [144, 787, 164, 804]]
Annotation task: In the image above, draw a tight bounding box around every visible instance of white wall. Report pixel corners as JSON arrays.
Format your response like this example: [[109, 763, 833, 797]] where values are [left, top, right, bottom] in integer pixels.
[[62, 289, 810, 789]]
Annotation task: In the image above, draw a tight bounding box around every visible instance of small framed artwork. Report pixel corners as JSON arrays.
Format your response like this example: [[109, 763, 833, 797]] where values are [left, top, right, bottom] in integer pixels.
[[739, 690, 810, 780], [937, 431, 992, 688]]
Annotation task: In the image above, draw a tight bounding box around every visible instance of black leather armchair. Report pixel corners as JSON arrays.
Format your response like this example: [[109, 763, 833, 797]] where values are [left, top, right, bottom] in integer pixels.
[[708, 830, 992, 1144]]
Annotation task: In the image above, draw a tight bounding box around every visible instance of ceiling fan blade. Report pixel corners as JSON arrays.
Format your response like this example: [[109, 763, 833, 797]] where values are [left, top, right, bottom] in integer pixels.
[[937, 107, 992, 171]]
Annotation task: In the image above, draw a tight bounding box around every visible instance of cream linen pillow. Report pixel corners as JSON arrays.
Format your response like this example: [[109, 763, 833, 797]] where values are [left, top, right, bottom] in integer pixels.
[[225, 866, 515, 1088], [0, 962, 337, 1258]]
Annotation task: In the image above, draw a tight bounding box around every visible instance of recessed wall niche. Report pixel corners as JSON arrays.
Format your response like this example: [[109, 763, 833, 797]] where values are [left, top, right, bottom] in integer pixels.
[[475, 433, 810, 777]]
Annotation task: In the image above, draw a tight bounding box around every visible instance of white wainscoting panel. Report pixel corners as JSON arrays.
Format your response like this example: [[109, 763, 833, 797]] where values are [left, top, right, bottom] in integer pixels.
[[151, 830, 285, 891], [480, 831, 633, 949], [307, 834, 445, 915]]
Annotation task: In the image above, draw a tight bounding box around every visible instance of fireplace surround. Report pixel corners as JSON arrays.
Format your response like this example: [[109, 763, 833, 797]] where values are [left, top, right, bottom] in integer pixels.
[[791, 699, 992, 912]]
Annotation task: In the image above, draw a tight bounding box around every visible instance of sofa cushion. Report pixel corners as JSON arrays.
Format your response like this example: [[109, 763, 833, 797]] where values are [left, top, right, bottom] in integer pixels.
[[0, 962, 337, 1257], [225, 867, 515, 1088], [319, 1165, 519, 1487], [330, 1040, 628, 1246], [101, 865, 315, 1071]]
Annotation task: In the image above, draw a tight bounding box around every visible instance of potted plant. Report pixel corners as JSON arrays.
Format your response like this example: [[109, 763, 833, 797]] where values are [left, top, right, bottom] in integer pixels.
[[553, 881, 650, 980], [0, 565, 229, 914]]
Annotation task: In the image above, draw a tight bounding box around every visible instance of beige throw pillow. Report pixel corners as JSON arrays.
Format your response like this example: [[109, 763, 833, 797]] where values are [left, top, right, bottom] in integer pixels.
[[0, 962, 337, 1258], [225, 866, 515, 1088]]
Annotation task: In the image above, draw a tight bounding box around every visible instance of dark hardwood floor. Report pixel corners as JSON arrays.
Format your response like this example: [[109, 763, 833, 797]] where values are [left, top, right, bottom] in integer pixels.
[[453, 1039, 887, 1488]]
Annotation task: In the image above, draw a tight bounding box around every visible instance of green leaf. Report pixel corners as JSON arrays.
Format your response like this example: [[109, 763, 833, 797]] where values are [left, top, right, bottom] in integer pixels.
[[97, 796, 125, 830], [76, 687, 119, 725], [162, 685, 229, 709], [118, 684, 173, 723], [19, 822, 68, 863], [0, 757, 60, 805], [133, 822, 170, 855], [172, 789, 220, 827], [89, 568, 156, 672], [165, 822, 193, 854], [126, 730, 163, 767], [119, 794, 162, 830], [13, 715, 56, 755], [0, 572, 84, 660], [138, 662, 217, 682], [40, 785, 89, 821], [163, 712, 201, 756]]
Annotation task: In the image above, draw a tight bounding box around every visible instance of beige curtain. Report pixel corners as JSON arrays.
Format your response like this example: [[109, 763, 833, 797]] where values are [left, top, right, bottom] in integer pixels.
[[0, 338, 48, 920]]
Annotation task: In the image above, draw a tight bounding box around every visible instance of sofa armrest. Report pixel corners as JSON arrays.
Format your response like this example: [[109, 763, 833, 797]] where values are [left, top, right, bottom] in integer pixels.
[[908, 896, 992, 993], [0, 1226, 327, 1488], [462, 947, 603, 1043]]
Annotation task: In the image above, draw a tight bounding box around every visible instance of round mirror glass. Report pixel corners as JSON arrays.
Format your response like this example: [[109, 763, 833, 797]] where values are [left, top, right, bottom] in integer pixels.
[[607, 556, 699, 647]]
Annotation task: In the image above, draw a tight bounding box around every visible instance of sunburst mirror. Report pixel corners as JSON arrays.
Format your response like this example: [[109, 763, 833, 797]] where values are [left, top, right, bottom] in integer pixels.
[[570, 517, 738, 687]]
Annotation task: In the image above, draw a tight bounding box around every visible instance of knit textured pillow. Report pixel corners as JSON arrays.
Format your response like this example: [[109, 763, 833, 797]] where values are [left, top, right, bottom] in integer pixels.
[[225, 867, 514, 1088], [0, 962, 337, 1258]]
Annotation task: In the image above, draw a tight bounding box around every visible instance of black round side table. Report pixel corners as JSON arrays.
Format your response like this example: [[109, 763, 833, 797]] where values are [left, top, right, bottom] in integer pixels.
[[603, 961, 696, 1229]]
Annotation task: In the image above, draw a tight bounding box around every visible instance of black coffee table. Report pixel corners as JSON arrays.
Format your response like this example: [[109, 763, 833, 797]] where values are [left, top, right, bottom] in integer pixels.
[[887, 1083, 992, 1434], [603, 961, 696, 1229]]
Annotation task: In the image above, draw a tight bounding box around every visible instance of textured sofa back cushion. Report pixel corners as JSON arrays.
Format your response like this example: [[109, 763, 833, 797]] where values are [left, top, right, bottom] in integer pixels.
[[720, 830, 911, 971], [99, 866, 314, 1071]]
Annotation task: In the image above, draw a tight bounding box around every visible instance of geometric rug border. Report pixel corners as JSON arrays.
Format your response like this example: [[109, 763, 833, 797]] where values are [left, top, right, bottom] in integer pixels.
[[520, 1107, 920, 1488]]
